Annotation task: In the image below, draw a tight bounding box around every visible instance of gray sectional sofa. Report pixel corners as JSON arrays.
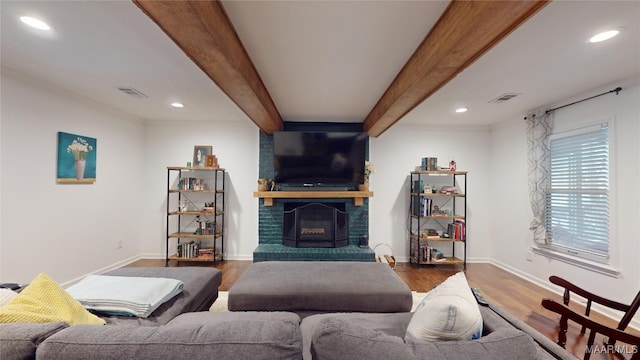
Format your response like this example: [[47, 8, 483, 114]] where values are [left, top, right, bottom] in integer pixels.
[[0, 265, 575, 360], [1, 303, 574, 360]]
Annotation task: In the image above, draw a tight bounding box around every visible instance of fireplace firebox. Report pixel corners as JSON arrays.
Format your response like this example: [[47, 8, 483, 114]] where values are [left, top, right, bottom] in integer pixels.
[[283, 203, 348, 248]]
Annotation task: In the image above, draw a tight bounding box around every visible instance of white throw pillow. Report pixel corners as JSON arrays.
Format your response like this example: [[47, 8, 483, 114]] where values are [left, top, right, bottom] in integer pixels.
[[405, 272, 482, 341]]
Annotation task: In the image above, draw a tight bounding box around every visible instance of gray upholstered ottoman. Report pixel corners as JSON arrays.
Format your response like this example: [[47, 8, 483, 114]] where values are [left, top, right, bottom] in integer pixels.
[[228, 261, 412, 316]]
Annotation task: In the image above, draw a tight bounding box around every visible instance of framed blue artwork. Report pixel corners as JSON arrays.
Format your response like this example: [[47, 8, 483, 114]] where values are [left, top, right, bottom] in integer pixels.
[[57, 132, 97, 184]]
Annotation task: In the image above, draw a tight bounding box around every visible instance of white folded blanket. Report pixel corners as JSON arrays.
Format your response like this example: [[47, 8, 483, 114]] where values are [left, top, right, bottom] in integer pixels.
[[65, 275, 184, 318]]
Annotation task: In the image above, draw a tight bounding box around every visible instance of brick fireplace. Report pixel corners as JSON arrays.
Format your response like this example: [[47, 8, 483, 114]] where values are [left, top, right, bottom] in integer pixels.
[[254, 123, 374, 262]]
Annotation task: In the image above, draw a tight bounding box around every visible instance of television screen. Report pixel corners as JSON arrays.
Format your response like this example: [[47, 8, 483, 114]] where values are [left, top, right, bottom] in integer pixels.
[[273, 131, 366, 187]]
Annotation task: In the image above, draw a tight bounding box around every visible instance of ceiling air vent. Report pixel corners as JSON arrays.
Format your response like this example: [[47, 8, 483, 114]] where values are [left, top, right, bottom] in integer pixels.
[[117, 87, 148, 98], [489, 93, 520, 104]]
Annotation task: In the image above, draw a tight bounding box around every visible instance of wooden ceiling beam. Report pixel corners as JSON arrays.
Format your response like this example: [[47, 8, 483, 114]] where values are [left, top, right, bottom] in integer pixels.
[[133, 0, 283, 134], [363, 0, 550, 137]]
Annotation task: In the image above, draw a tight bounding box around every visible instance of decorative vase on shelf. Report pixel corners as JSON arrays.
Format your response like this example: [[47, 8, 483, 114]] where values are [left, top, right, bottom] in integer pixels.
[[257, 179, 269, 191], [358, 179, 369, 192], [74, 159, 86, 180]]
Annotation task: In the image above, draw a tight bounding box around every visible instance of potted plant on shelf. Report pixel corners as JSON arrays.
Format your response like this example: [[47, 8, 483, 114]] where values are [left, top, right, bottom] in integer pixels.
[[359, 161, 375, 191]]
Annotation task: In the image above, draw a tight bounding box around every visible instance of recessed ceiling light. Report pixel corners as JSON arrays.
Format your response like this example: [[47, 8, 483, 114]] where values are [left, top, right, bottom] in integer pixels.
[[19, 16, 51, 31], [588, 29, 620, 43], [455, 107, 468, 113], [171, 102, 184, 108]]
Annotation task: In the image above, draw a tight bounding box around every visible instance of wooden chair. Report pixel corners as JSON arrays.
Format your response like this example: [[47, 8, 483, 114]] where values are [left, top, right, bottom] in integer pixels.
[[541, 275, 640, 360]]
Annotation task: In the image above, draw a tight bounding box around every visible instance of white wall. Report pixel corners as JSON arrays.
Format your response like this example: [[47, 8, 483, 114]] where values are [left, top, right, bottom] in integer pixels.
[[0, 71, 145, 285], [369, 125, 493, 263], [141, 121, 258, 261], [490, 76, 640, 325]]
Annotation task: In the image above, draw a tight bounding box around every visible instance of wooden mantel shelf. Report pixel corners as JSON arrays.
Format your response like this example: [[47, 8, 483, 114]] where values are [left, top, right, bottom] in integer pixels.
[[254, 191, 373, 206]]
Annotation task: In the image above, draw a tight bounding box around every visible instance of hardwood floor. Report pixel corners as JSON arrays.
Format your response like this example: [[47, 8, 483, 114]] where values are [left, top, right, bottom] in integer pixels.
[[125, 259, 637, 358]]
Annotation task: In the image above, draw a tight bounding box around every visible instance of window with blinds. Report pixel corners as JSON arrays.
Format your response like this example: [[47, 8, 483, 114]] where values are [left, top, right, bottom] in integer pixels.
[[545, 123, 609, 263]]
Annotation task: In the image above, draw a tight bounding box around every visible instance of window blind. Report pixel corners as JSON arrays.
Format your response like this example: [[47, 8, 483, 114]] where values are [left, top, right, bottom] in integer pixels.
[[545, 123, 609, 262]]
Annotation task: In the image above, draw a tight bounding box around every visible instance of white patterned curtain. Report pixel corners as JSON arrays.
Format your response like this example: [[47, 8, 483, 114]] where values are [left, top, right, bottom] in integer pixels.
[[526, 110, 552, 245]]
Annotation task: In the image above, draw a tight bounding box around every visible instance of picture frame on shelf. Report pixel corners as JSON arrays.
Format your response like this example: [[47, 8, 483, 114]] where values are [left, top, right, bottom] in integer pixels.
[[205, 154, 217, 168], [193, 146, 212, 167]]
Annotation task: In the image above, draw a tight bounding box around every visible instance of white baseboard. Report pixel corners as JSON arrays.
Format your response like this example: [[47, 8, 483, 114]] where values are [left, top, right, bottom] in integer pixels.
[[60, 254, 142, 287], [223, 254, 254, 261], [137, 253, 164, 259]]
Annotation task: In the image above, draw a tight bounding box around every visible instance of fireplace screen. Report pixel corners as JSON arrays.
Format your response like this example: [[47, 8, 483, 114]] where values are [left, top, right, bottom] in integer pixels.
[[283, 203, 348, 248]]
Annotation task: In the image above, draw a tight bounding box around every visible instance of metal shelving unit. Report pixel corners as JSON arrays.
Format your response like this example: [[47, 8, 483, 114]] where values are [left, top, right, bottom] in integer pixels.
[[166, 167, 225, 266], [409, 170, 467, 270]]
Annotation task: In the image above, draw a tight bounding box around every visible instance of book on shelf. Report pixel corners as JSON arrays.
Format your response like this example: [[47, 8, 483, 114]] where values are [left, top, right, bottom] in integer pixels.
[[195, 221, 216, 235], [420, 228, 440, 239], [198, 248, 214, 258], [176, 240, 216, 259], [178, 177, 207, 191], [421, 157, 438, 171], [412, 196, 434, 217], [423, 246, 431, 261], [413, 244, 446, 262], [177, 241, 200, 258], [447, 220, 466, 241]]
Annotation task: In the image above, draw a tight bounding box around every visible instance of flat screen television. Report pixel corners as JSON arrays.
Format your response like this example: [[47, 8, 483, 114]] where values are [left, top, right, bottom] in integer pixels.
[[273, 131, 367, 189]]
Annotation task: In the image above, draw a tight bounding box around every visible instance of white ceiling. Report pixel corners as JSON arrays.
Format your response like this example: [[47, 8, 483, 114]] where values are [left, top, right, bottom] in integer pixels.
[[1, 1, 639, 132]]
